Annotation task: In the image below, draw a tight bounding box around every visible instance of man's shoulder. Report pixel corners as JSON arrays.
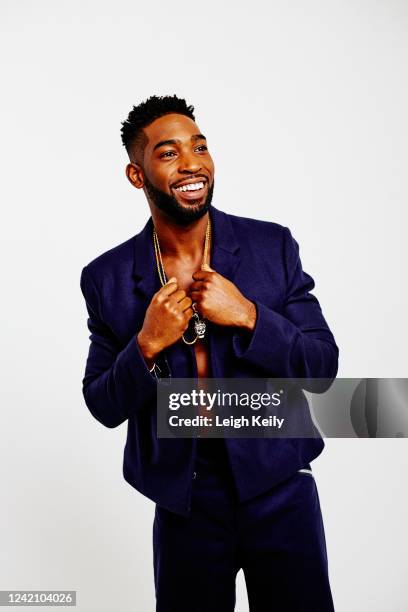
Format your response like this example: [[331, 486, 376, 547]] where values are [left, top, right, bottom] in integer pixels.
[[81, 233, 136, 283], [221, 208, 288, 240]]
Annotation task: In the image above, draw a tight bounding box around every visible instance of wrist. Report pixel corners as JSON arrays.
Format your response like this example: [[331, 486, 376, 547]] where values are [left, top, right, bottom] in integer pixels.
[[137, 331, 160, 363], [238, 300, 257, 331]]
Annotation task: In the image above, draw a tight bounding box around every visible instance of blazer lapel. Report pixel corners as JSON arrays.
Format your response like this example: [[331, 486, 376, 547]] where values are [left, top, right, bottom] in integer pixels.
[[207, 206, 242, 377], [132, 216, 162, 303]]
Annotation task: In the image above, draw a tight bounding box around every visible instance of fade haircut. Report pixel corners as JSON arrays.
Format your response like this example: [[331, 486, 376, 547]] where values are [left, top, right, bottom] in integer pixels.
[[120, 95, 195, 162]]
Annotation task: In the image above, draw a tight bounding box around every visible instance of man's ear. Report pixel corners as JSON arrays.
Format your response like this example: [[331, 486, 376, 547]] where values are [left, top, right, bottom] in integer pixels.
[[126, 162, 145, 189]]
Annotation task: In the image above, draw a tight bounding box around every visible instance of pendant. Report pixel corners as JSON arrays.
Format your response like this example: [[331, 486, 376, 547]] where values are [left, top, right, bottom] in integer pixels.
[[193, 313, 206, 339], [182, 306, 206, 345]]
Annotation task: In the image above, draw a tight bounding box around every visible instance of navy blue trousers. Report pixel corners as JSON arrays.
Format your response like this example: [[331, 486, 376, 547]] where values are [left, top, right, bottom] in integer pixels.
[[153, 440, 335, 612]]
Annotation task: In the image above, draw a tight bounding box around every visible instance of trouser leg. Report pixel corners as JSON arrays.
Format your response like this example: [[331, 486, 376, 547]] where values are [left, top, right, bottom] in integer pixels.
[[153, 461, 239, 612], [239, 471, 335, 612]]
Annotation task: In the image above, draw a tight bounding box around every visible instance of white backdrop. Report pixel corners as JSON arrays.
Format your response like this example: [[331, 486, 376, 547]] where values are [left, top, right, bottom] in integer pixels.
[[1, 1, 407, 610]]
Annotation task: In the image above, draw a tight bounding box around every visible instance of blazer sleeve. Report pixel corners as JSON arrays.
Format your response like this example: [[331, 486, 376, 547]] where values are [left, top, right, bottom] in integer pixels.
[[232, 226, 339, 388], [80, 265, 164, 428]]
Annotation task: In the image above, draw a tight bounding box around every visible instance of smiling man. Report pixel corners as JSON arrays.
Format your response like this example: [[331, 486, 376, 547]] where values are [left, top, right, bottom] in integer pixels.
[[80, 95, 339, 611]]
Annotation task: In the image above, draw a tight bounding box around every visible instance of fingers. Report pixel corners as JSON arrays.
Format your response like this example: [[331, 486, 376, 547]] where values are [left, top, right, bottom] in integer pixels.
[[172, 288, 187, 303], [179, 295, 193, 312], [158, 277, 179, 298], [190, 280, 207, 289], [189, 289, 201, 298], [192, 269, 212, 281], [159, 281, 188, 305], [189, 281, 206, 294]]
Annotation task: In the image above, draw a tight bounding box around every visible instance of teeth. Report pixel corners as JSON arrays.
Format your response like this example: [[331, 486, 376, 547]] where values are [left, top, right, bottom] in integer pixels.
[[176, 181, 205, 192]]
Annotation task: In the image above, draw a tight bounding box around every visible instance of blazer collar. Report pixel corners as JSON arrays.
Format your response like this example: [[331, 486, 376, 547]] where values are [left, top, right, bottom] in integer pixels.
[[132, 204, 241, 298]]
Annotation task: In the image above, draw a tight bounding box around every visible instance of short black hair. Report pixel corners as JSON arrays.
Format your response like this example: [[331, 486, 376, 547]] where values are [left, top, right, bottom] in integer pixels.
[[121, 94, 195, 161]]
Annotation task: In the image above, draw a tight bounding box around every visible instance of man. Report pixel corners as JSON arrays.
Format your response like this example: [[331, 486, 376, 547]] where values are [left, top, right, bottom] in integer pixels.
[[80, 95, 339, 611]]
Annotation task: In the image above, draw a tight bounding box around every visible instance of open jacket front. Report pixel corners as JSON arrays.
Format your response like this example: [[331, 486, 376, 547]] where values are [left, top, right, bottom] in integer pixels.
[[80, 205, 339, 515]]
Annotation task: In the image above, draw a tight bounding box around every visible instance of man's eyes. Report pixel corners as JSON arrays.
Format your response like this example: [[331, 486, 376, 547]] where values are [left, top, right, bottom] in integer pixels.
[[159, 145, 208, 159], [160, 151, 177, 158]]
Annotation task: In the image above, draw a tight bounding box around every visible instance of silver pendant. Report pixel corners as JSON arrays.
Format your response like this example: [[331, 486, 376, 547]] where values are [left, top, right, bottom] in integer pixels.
[[193, 313, 206, 339]]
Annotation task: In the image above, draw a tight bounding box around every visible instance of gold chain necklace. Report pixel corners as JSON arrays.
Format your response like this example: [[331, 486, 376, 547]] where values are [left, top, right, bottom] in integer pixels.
[[153, 217, 211, 345]]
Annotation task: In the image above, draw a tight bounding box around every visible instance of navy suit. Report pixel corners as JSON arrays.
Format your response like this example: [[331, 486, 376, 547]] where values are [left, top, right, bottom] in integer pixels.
[[80, 205, 338, 610]]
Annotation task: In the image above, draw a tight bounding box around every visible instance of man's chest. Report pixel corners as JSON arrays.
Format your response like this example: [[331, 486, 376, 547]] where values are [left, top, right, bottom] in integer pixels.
[[161, 258, 211, 377], [160, 255, 201, 294], [102, 248, 285, 347]]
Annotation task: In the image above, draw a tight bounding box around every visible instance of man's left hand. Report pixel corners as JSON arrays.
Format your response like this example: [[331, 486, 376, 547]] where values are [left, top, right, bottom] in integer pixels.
[[189, 267, 257, 331]]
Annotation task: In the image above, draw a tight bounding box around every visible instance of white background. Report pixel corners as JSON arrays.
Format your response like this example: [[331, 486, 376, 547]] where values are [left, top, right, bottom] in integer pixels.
[[1, 1, 407, 610]]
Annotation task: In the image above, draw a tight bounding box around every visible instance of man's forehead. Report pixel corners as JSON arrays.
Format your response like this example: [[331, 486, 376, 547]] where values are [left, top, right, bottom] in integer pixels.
[[144, 113, 202, 145]]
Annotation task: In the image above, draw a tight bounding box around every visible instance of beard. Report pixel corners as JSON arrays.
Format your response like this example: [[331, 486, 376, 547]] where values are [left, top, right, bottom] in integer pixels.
[[143, 175, 214, 226]]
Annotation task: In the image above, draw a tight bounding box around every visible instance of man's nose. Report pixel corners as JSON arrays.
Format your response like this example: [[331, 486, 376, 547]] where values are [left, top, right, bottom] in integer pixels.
[[178, 151, 202, 174]]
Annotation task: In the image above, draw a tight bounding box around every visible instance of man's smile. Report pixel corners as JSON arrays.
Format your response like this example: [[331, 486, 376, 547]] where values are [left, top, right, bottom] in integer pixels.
[[171, 177, 209, 202]]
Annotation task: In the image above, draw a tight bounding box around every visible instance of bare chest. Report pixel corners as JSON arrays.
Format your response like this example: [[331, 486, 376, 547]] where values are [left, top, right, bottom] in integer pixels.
[[163, 258, 211, 378]]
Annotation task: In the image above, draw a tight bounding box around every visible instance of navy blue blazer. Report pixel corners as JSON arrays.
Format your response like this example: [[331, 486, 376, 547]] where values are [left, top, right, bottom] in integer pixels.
[[80, 205, 339, 515]]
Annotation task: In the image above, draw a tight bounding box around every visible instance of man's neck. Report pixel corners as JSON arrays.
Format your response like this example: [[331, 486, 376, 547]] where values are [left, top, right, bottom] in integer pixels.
[[151, 210, 209, 261]]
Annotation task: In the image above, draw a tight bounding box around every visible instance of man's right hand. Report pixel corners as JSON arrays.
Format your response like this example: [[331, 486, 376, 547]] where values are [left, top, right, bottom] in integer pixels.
[[137, 277, 194, 365]]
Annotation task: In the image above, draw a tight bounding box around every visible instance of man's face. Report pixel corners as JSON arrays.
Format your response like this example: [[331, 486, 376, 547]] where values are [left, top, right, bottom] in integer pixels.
[[132, 113, 215, 225]]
